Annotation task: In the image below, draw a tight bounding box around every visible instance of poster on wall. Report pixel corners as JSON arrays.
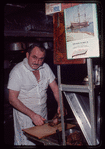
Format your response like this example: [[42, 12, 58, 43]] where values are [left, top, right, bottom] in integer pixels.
[[64, 3, 99, 59]]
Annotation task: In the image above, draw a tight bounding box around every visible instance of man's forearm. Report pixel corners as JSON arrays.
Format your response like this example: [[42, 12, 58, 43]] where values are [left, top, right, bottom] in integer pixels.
[[53, 90, 60, 107], [49, 80, 60, 107], [10, 97, 46, 125]]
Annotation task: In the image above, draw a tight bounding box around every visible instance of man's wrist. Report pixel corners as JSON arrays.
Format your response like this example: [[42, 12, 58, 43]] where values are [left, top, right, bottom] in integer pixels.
[[28, 110, 36, 119]]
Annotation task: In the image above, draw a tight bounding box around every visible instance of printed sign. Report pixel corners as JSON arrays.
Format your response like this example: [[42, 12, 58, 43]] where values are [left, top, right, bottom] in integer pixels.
[[64, 4, 99, 59], [45, 3, 61, 15]]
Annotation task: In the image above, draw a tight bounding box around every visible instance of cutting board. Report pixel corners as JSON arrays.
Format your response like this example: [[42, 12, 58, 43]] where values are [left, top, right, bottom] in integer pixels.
[[22, 123, 75, 139]]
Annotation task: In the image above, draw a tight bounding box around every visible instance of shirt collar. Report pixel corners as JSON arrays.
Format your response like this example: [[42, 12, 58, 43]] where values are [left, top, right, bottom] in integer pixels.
[[23, 58, 44, 72]]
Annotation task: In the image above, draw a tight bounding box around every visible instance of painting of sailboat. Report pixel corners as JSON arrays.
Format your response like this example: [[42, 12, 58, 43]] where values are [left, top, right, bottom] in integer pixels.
[[70, 21, 89, 29], [68, 5, 90, 30], [64, 4, 99, 59], [65, 4, 94, 42]]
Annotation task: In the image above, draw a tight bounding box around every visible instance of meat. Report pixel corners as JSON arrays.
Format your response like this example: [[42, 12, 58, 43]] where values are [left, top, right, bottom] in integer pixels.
[[48, 113, 61, 126], [53, 117, 59, 125], [67, 131, 83, 146]]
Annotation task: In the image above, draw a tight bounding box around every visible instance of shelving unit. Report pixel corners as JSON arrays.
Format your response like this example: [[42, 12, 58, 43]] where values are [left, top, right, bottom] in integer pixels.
[[57, 58, 99, 145]]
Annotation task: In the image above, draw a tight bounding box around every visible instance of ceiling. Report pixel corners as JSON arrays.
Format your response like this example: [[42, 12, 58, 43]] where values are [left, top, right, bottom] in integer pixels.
[[4, 3, 53, 38], [4, 3, 103, 40], [4, 3, 45, 17]]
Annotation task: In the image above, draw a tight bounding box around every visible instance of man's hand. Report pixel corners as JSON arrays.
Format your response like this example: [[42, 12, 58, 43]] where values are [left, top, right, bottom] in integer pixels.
[[30, 112, 46, 126], [57, 105, 67, 117]]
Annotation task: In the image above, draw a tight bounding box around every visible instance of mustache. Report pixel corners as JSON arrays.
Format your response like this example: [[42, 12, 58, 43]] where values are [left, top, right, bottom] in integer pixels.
[[32, 63, 39, 66]]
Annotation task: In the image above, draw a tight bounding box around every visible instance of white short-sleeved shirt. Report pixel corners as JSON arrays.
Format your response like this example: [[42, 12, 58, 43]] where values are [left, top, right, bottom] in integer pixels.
[[7, 58, 55, 108]]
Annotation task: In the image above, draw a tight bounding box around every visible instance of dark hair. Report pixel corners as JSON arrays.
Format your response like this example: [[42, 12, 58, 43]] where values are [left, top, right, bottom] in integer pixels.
[[27, 42, 46, 55]]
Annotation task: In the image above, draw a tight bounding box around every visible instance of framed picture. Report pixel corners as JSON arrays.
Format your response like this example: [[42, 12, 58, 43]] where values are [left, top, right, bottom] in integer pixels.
[[64, 4, 99, 59]]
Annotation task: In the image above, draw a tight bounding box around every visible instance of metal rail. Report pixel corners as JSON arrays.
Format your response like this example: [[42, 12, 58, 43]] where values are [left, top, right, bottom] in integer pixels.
[[57, 65, 66, 145], [87, 58, 97, 145], [61, 84, 89, 93], [24, 133, 60, 145]]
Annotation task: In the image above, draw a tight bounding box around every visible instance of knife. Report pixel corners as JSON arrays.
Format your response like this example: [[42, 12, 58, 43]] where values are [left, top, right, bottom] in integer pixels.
[[44, 118, 74, 124], [44, 119, 53, 124]]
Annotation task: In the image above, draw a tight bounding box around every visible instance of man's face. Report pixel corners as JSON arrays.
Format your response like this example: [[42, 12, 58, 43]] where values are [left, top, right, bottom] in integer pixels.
[[26, 46, 45, 70]]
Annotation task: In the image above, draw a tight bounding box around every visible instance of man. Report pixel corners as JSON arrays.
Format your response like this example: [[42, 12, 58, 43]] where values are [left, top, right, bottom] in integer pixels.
[[7, 43, 60, 145]]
